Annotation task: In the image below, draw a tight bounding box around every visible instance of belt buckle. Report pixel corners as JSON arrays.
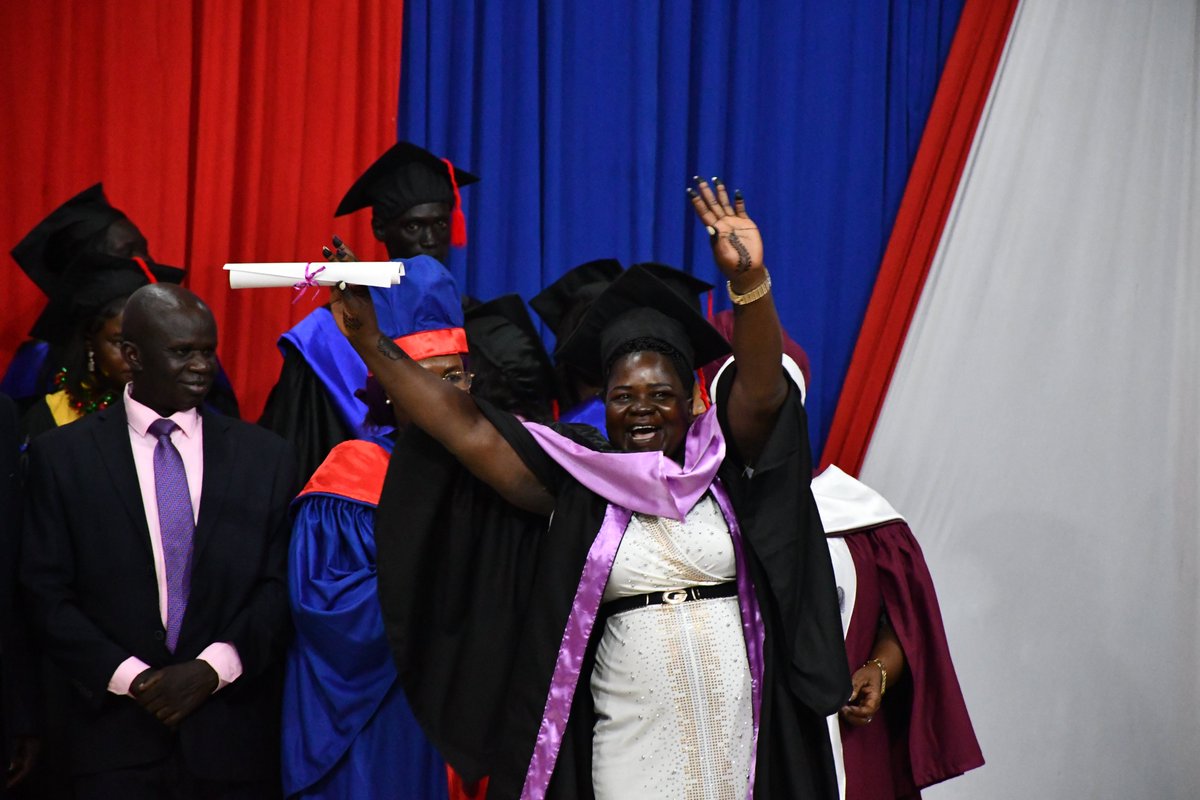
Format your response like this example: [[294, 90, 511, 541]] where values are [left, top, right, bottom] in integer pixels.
[[662, 589, 688, 605]]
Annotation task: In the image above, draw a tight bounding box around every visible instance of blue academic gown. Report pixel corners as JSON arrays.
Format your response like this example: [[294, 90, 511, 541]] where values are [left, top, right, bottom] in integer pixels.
[[559, 395, 606, 434], [281, 436, 448, 800], [0, 340, 50, 402]]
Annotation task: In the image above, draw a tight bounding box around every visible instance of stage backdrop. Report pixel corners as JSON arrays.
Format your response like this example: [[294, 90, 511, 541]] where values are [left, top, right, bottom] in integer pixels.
[[398, 0, 965, 458], [838, 0, 1200, 797], [0, 0, 403, 420], [1, 1, 963, 440]]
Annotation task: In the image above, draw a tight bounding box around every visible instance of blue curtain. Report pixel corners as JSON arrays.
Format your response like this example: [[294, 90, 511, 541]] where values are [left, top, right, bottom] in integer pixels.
[[399, 0, 963, 459]]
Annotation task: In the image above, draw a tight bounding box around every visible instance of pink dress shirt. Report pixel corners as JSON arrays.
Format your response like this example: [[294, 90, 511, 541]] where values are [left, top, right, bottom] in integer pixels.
[[107, 386, 243, 696]]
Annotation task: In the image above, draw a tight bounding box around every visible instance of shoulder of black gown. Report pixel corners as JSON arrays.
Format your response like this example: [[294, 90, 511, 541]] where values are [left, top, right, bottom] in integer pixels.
[[258, 341, 353, 484], [18, 395, 57, 441]]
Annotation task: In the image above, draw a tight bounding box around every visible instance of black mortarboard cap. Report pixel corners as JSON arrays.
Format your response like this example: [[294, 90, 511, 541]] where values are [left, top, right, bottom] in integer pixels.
[[12, 184, 129, 295], [31, 253, 185, 345], [335, 141, 479, 222], [629, 262, 714, 314], [529, 258, 624, 338], [555, 264, 730, 381], [465, 294, 560, 411]]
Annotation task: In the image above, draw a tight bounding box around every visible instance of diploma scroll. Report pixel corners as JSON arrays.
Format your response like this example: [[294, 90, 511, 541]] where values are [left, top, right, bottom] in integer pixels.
[[224, 261, 405, 289]]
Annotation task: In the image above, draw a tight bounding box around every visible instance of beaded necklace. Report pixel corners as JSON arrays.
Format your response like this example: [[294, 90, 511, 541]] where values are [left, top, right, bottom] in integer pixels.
[[54, 367, 117, 415]]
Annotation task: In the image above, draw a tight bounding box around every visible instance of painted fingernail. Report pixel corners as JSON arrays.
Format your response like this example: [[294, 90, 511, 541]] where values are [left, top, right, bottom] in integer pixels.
[[712, 176, 721, 185], [705, 226, 717, 237], [734, 189, 744, 200], [337, 281, 347, 291], [686, 187, 698, 197], [692, 175, 702, 183], [332, 234, 344, 247], [322, 246, 334, 257]]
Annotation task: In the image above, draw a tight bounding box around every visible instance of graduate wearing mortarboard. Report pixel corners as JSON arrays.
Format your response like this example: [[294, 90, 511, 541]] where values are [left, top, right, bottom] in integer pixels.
[[6, 184, 241, 425], [281, 256, 473, 800], [531, 260, 714, 434], [464, 294, 560, 424], [328, 177, 850, 798], [3, 185, 148, 408], [258, 142, 478, 483], [20, 252, 185, 438], [530, 258, 623, 430]]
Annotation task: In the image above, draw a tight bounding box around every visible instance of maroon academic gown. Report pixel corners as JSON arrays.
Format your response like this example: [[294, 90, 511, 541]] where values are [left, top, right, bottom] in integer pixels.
[[814, 466, 984, 799]]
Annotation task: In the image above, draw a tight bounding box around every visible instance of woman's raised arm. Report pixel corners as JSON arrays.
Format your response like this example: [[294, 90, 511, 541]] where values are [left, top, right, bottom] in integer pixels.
[[331, 283, 554, 515], [687, 177, 787, 464]]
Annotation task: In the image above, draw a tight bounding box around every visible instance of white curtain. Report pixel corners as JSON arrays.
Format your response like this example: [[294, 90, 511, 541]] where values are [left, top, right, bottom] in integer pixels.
[[858, 0, 1200, 797]]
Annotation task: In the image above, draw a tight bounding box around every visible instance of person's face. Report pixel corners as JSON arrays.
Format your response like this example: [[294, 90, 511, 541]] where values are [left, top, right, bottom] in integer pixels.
[[373, 202, 453, 262], [89, 311, 132, 390], [605, 351, 692, 459], [123, 305, 217, 416], [390, 353, 469, 426], [102, 219, 151, 261]]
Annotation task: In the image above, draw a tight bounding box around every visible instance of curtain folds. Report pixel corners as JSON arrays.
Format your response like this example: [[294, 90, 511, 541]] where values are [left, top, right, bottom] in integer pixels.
[[820, 0, 1020, 475], [0, 0, 403, 419], [859, 0, 1200, 795], [399, 0, 965, 457]]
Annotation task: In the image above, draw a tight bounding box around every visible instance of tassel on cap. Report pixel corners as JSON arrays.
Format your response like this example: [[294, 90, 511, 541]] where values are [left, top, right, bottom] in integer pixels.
[[132, 256, 158, 283], [442, 157, 468, 248]]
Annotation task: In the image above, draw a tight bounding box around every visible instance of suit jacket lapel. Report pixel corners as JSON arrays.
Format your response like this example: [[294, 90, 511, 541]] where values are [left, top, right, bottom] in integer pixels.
[[91, 404, 154, 560], [193, 411, 234, 562]]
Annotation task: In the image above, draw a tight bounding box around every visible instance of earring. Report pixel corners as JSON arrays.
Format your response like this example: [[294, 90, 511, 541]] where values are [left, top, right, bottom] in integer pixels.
[[87, 346, 95, 374]]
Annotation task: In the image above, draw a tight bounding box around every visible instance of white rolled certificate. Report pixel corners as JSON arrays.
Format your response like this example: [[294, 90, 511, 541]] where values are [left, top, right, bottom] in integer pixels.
[[224, 261, 405, 289]]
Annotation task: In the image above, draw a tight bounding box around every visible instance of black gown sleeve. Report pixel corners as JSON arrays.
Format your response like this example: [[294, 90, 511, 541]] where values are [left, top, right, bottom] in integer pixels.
[[375, 399, 617, 796], [715, 366, 849, 799], [374, 401, 555, 784], [1, 394, 38, 742], [258, 342, 353, 484]]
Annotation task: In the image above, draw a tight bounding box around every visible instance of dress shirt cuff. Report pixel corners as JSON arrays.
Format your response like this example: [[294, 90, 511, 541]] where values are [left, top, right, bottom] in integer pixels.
[[108, 656, 153, 696], [197, 642, 243, 692]]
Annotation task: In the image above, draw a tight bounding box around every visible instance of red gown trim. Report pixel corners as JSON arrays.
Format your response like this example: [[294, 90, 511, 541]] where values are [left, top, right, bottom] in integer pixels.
[[297, 440, 391, 506], [394, 327, 468, 361]]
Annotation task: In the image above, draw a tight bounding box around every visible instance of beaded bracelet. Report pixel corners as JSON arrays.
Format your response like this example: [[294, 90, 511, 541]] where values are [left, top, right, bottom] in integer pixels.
[[866, 658, 887, 696]]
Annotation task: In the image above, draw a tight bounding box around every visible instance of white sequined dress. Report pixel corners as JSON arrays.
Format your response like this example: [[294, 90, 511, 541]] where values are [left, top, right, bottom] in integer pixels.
[[590, 494, 754, 800]]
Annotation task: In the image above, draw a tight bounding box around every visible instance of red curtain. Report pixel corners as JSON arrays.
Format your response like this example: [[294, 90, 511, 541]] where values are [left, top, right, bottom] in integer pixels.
[[0, 0, 402, 419], [819, 0, 1019, 476]]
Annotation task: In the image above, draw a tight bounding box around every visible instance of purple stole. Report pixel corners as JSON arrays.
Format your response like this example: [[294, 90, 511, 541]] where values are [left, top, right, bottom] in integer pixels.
[[516, 407, 766, 800]]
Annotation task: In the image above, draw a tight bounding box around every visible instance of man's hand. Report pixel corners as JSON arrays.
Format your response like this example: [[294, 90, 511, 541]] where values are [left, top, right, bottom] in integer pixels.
[[130, 661, 219, 728]]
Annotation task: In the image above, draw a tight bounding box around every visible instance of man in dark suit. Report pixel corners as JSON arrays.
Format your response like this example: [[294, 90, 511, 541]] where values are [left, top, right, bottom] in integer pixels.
[[21, 285, 295, 798]]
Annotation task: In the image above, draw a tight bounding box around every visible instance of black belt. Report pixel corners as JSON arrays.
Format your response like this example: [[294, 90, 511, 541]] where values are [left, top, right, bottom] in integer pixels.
[[599, 581, 738, 621]]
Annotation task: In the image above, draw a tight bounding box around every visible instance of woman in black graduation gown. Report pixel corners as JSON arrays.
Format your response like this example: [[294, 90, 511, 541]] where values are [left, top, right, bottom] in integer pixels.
[[20, 253, 185, 438], [330, 178, 850, 799]]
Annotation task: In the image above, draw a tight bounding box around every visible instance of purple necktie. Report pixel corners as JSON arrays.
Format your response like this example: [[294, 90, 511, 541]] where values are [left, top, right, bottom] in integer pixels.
[[149, 418, 194, 653]]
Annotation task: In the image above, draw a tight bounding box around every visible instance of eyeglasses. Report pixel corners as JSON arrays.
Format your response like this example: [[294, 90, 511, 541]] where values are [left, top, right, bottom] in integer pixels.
[[442, 370, 474, 389]]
